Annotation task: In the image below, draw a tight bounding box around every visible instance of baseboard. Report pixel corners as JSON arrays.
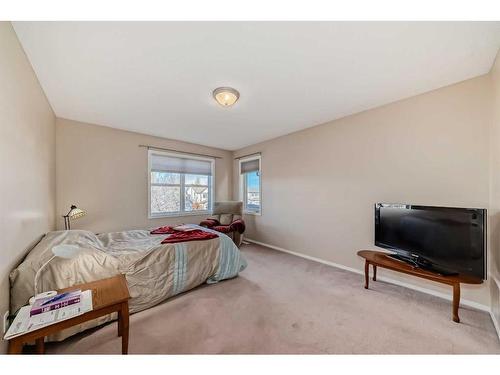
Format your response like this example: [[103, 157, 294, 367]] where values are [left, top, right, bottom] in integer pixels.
[[491, 310, 500, 341], [245, 238, 491, 313], [491, 276, 500, 341]]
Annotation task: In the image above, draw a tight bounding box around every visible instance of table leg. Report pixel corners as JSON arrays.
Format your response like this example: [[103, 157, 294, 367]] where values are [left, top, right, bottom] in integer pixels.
[[36, 337, 45, 354], [7, 338, 23, 354], [364, 260, 369, 289], [120, 301, 129, 354], [452, 283, 460, 323], [118, 309, 123, 337], [373, 265, 377, 281]]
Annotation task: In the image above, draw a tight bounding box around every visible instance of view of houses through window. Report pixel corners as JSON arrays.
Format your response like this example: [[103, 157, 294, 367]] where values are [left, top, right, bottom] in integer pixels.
[[149, 151, 213, 216]]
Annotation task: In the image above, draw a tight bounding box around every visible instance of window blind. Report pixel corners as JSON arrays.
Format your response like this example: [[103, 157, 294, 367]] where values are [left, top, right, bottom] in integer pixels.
[[151, 153, 213, 175], [240, 158, 260, 174]]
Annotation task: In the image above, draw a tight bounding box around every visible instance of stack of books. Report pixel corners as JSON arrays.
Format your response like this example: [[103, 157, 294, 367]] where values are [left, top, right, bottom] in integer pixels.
[[30, 290, 82, 316]]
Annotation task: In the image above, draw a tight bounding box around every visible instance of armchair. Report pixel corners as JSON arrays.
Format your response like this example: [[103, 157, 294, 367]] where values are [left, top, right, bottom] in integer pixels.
[[200, 201, 245, 246]]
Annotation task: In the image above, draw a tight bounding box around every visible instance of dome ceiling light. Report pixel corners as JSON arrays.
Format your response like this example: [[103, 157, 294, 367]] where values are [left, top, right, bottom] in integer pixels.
[[213, 87, 240, 107]]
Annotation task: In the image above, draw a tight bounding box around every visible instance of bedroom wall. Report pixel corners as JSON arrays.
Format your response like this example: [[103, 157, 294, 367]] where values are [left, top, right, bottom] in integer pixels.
[[0, 22, 56, 352], [490, 51, 500, 333], [56, 118, 233, 233], [233, 74, 493, 307]]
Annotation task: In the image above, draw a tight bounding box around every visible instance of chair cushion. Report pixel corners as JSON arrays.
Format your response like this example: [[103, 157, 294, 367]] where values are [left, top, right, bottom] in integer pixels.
[[207, 213, 241, 224], [219, 214, 233, 225]]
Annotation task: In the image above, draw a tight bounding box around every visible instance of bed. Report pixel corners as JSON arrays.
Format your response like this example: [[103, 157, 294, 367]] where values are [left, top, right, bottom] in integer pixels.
[[9, 225, 247, 341]]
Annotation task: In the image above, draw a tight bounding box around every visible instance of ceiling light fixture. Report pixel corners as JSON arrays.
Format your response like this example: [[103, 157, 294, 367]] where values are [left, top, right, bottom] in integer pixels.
[[213, 87, 240, 107]]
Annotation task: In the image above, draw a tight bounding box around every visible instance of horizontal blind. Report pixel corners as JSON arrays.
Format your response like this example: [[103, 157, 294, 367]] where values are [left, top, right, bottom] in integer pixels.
[[240, 158, 260, 174], [151, 153, 212, 175]]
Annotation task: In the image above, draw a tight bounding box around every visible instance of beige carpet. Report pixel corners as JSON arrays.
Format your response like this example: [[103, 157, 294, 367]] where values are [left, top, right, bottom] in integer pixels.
[[44, 243, 500, 354]]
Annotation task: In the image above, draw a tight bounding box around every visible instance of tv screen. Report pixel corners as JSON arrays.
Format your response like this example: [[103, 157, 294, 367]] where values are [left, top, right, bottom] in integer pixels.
[[375, 204, 486, 279]]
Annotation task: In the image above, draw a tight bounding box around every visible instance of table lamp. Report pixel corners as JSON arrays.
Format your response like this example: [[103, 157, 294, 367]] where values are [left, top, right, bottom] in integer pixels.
[[63, 204, 86, 230], [29, 244, 80, 304]]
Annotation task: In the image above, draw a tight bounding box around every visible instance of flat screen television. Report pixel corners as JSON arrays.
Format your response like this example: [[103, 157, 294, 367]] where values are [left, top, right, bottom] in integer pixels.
[[374, 203, 486, 279]]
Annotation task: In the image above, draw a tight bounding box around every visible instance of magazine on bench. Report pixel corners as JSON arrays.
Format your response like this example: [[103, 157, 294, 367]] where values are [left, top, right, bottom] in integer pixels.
[[3, 289, 93, 340]]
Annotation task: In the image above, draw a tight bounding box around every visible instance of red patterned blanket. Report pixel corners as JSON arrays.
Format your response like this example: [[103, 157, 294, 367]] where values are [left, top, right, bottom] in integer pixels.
[[150, 226, 219, 243]]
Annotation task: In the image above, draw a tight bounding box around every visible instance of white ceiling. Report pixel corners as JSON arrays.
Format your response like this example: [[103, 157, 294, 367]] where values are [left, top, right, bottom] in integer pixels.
[[13, 22, 500, 150]]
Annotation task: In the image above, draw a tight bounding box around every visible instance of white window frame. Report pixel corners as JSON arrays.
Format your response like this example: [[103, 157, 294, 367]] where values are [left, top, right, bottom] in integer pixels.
[[239, 155, 262, 215], [148, 150, 215, 218]]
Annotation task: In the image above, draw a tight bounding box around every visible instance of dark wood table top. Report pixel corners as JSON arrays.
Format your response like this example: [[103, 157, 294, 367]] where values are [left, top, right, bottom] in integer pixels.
[[357, 250, 482, 285]]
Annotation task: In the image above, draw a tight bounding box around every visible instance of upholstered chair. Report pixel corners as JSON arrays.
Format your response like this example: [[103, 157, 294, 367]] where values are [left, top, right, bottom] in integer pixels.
[[200, 201, 245, 246]]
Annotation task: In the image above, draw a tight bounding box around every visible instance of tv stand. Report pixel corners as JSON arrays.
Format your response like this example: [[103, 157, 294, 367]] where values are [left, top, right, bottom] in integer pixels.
[[357, 250, 483, 323], [387, 254, 458, 276]]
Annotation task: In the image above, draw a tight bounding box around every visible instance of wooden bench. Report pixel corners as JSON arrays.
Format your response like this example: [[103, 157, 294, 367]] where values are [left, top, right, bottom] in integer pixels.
[[8, 274, 130, 354]]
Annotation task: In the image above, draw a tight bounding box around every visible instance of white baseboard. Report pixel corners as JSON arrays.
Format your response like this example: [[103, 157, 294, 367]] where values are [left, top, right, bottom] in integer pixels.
[[245, 238, 491, 313], [491, 310, 500, 341], [490, 276, 500, 341]]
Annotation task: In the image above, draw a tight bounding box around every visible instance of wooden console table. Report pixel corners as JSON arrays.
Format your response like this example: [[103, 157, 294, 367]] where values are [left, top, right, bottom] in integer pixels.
[[357, 250, 482, 323], [8, 274, 130, 354]]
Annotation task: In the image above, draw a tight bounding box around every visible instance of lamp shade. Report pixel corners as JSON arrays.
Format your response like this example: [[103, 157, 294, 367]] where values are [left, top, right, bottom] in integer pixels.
[[68, 205, 86, 220], [52, 244, 80, 259]]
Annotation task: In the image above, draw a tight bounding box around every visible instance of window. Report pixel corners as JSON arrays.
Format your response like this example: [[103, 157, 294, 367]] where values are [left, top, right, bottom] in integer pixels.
[[148, 150, 214, 217], [239, 155, 261, 214]]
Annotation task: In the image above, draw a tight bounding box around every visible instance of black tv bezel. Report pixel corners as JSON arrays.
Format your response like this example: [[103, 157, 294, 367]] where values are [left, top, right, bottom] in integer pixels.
[[374, 203, 487, 280]]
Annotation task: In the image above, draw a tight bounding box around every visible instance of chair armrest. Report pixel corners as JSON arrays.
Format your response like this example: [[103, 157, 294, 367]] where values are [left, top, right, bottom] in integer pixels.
[[230, 219, 246, 234]]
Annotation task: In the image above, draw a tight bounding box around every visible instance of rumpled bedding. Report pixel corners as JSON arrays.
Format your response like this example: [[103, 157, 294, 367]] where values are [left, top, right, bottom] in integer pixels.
[[10, 225, 247, 341]]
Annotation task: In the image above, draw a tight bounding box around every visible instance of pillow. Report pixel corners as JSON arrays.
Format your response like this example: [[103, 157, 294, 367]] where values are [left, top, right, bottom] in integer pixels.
[[219, 214, 233, 225]]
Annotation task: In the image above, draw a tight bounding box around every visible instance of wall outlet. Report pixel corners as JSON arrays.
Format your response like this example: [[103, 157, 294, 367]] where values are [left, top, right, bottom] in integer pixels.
[[2, 310, 9, 335]]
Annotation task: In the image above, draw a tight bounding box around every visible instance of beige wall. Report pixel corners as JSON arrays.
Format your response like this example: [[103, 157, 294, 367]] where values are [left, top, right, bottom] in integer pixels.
[[56, 118, 233, 233], [0, 22, 56, 352], [234, 74, 492, 306], [490, 51, 500, 329]]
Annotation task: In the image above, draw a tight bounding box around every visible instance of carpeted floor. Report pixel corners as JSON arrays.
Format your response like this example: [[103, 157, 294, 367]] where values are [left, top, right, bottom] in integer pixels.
[[44, 243, 500, 354]]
